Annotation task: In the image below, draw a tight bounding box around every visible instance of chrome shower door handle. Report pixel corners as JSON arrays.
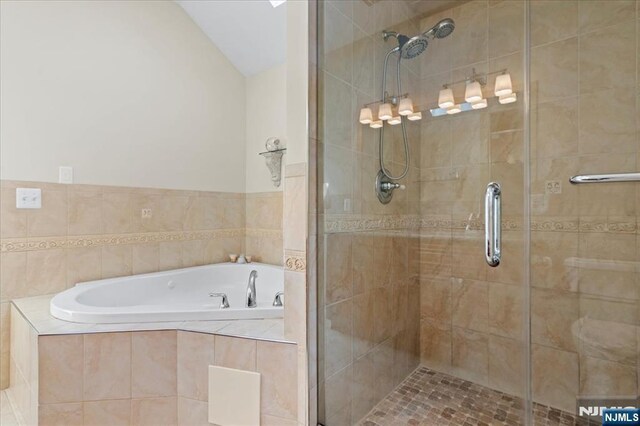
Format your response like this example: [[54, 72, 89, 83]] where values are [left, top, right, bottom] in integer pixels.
[[484, 182, 501, 267]]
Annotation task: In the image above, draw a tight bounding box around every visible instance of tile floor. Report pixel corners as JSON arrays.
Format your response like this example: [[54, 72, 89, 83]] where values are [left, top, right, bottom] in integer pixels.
[[1, 390, 19, 426], [358, 367, 598, 426]]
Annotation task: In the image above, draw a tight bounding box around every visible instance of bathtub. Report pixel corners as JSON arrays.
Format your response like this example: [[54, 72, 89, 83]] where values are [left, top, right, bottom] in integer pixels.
[[50, 263, 284, 323]]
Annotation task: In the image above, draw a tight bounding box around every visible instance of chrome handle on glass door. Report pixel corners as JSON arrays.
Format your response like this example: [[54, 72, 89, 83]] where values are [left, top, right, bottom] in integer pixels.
[[484, 182, 501, 267]]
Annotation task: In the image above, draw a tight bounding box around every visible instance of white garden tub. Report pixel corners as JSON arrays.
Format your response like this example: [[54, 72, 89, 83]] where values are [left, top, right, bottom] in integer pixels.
[[50, 263, 283, 323]]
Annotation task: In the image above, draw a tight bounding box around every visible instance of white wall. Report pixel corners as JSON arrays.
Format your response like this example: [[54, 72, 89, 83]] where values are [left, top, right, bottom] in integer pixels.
[[286, 0, 309, 166], [245, 64, 287, 193], [0, 1, 247, 192]]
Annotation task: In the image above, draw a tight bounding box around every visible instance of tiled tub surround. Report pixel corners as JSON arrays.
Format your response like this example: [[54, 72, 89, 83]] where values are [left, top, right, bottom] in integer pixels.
[[246, 192, 284, 267], [7, 301, 298, 426], [0, 180, 284, 389]]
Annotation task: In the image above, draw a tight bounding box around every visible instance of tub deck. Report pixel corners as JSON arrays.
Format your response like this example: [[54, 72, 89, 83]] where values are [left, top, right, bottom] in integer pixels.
[[13, 294, 290, 343]]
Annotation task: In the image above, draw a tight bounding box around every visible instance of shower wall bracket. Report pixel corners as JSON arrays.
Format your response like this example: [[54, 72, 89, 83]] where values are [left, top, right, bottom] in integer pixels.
[[259, 148, 286, 188]]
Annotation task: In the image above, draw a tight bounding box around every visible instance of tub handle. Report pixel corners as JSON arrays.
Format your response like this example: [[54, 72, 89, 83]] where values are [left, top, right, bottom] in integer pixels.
[[209, 292, 230, 309]]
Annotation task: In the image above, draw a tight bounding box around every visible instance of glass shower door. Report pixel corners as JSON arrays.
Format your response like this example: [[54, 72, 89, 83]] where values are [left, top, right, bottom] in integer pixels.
[[528, 0, 639, 422], [318, 0, 530, 424]]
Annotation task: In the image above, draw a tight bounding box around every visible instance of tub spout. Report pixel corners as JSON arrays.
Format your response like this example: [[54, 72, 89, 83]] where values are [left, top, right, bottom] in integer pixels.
[[246, 270, 258, 308]]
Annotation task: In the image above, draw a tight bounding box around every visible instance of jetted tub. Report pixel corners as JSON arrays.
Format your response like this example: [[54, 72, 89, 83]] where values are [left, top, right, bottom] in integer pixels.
[[50, 263, 283, 323]]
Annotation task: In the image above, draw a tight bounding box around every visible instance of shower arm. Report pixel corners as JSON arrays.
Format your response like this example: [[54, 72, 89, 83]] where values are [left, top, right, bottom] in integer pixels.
[[378, 49, 410, 181]]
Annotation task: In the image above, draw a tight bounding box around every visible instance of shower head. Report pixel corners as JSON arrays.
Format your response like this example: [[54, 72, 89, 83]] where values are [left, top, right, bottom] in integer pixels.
[[424, 18, 455, 39], [382, 18, 454, 60], [399, 35, 428, 59]]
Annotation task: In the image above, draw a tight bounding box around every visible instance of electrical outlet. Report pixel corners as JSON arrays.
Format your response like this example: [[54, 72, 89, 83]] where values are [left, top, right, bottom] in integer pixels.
[[141, 208, 152, 219], [16, 188, 41, 209], [545, 180, 561, 194]]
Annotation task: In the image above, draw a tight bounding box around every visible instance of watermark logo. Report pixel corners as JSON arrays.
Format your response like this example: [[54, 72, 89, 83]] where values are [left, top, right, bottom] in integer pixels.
[[602, 409, 639, 425], [577, 397, 639, 423]]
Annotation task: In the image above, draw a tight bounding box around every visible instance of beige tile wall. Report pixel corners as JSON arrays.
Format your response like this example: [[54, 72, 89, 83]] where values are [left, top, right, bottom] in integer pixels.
[[318, 1, 423, 424], [529, 0, 639, 412], [282, 162, 312, 426], [0, 180, 285, 390], [316, 0, 640, 422], [246, 192, 284, 266], [416, 0, 528, 413], [417, 0, 639, 415], [8, 308, 298, 426]]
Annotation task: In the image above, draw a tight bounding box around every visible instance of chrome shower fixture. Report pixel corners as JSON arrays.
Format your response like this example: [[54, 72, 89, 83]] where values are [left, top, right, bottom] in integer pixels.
[[425, 18, 456, 39], [372, 18, 455, 204], [382, 18, 456, 60]]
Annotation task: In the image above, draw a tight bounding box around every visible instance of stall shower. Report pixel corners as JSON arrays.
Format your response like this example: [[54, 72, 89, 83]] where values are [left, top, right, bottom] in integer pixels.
[[317, 0, 639, 424]]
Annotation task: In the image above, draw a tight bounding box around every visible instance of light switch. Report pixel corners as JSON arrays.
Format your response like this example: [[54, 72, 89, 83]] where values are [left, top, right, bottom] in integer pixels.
[[16, 188, 41, 209], [59, 166, 73, 184]]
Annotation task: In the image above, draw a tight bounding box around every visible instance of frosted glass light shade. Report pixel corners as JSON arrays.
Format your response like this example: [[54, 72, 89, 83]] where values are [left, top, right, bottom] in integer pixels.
[[494, 73, 513, 97], [398, 98, 414, 116], [438, 88, 455, 108], [388, 116, 402, 125], [378, 103, 393, 121], [471, 98, 487, 109], [464, 81, 483, 103], [359, 107, 373, 124], [446, 105, 462, 115], [407, 111, 422, 121], [370, 120, 383, 129], [498, 92, 517, 104]]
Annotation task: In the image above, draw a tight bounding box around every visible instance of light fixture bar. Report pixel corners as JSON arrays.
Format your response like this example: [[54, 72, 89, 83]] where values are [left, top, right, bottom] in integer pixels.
[[441, 68, 508, 89], [362, 92, 410, 108]]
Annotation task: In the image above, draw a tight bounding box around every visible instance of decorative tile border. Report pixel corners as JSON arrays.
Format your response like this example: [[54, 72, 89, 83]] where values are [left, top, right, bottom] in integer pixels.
[[245, 228, 283, 238], [324, 215, 421, 233], [0, 228, 285, 253], [284, 250, 306, 272], [0, 229, 246, 253], [324, 214, 637, 234]]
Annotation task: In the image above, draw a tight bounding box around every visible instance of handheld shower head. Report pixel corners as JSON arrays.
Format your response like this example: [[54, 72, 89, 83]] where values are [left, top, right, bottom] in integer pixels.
[[424, 18, 455, 39], [382, 18, 454, 60]]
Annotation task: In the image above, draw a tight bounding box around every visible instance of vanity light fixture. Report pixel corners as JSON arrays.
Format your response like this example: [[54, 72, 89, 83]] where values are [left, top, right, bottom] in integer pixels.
[[378, 103, 393, 121], [446, 105, 462, 115], [438, 87, 455, 108], [471, 98, 488, 109], [398, 98, 414, 116], [428, 68, 517, 117], [464, 80, 483, 103], [359, 107, 373, 124], [358, 93, 423, 128], [388, 115, 402, 125], [498, 92, 517, 104], [494, 72, 513, 97]]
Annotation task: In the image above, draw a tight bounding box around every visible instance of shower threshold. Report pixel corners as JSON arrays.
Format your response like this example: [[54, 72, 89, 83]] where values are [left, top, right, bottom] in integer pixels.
[[357, 366, 598, 426]]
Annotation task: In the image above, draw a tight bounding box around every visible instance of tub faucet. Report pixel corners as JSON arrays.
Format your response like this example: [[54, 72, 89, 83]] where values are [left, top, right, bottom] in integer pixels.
[[246, 270, 258, 308]]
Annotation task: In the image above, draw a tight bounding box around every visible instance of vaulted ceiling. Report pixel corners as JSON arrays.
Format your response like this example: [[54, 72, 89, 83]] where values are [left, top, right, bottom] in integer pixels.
[[176, 0, 286, 77]]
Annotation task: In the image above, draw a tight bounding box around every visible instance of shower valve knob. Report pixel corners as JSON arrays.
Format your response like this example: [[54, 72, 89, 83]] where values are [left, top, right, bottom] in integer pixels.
[[381, 182, 405, 191]]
